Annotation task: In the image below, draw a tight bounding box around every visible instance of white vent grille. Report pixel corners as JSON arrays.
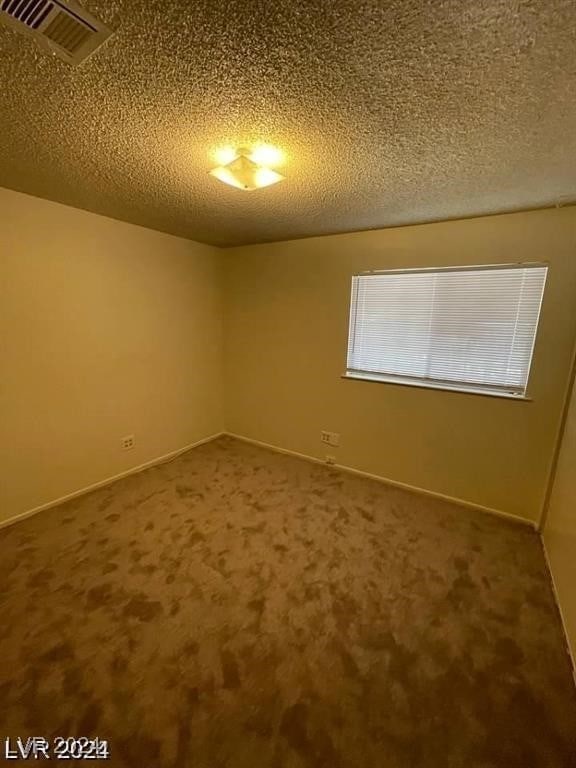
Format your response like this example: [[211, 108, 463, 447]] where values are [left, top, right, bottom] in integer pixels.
[[2, 0, 55, 29], [0, 0, 112, 64]]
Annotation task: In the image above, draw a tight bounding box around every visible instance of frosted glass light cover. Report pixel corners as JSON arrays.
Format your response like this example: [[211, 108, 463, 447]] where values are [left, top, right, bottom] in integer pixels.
[[210, 154, 284, 191]]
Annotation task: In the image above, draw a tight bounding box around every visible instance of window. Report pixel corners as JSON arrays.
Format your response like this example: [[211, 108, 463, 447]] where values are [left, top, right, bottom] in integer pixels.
[[345, 264, 548, 398]]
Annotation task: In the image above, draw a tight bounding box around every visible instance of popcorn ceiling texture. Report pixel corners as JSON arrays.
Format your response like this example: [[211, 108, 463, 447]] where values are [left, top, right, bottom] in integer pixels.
[[0, 0, 575, 247]]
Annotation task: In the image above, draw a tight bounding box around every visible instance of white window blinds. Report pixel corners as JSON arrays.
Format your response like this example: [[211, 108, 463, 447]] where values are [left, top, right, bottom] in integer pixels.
[[346, 264, 548, 397]]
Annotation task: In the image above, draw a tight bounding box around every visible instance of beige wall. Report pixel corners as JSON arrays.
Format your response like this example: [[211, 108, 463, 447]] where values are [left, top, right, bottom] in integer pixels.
[[544, 369, 576, 661], [3, 191, 575, 529], [0, 188, 224, 524], [224, 208, 576, 524]]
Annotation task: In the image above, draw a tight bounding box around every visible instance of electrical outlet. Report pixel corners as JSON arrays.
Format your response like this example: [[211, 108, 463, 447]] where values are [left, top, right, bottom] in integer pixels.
[[325, 455, 337, 465], [320, 430, 340, 447], [121, 434, 135, 451]]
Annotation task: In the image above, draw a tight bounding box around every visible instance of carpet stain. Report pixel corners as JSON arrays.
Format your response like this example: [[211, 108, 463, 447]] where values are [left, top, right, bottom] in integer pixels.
[[221, 650, 241, 690], [0, 436, 575, 767], [123, 596, 163, 622]]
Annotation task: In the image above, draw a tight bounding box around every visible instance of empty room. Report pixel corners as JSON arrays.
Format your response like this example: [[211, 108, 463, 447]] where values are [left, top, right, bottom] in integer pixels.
[[1, 1, 576, 766]]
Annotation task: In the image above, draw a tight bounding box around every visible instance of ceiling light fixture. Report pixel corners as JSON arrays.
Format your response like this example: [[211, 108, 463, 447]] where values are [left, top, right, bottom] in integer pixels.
[[210, 146, 285, 191]]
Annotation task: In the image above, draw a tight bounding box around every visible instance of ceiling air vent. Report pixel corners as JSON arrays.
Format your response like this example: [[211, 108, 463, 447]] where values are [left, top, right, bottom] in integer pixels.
[[0, 0, 112, 64]]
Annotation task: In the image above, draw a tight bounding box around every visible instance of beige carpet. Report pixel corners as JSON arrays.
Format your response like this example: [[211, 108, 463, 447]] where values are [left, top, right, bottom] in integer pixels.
[[1, 435, 575, 767]]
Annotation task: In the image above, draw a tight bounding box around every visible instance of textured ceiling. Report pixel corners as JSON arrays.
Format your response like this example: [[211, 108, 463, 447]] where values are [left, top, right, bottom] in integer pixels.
[[0, 0, 575, 247]]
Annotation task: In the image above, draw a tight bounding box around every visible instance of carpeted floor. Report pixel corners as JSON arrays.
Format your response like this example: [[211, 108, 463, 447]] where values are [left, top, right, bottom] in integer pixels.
[[1, 436, 575, 767]]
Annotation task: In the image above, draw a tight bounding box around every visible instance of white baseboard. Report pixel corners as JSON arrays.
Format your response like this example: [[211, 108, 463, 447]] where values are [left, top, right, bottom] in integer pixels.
[[225, 431, 537, 530], [0, 432, 224, 531], [541, 539, 576, 688], [2, 428, 536, 533]]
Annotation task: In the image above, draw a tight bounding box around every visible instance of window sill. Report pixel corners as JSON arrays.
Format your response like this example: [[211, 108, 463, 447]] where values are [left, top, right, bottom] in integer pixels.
[[341, 372, 532, 401]]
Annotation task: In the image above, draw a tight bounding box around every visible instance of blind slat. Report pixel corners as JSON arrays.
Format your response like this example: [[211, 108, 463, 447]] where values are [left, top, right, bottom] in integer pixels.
[[346, 265, 548, 396]]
